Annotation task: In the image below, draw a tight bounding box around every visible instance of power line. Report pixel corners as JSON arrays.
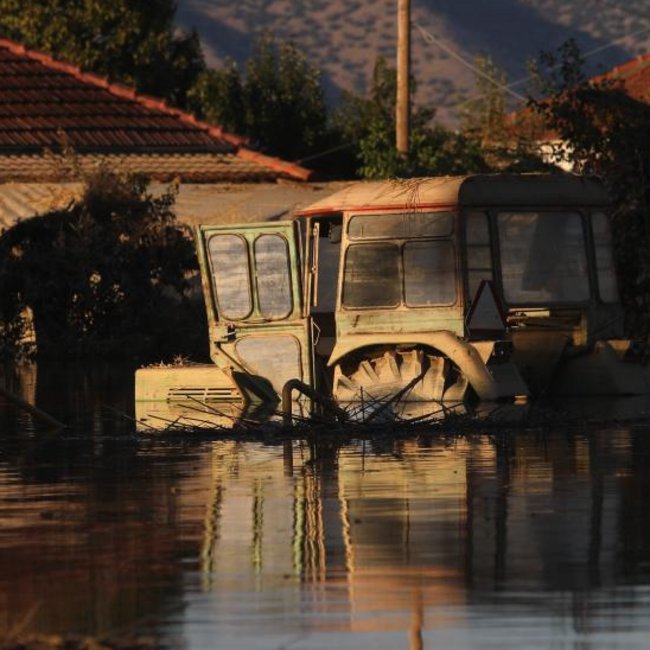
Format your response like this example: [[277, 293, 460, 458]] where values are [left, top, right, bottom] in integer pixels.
[[506, 23, 650, 91], [297, 19, 650, 165], [296, 141, 354, 164], [416, 21, 650, 111], [415, 24, 527, 102]]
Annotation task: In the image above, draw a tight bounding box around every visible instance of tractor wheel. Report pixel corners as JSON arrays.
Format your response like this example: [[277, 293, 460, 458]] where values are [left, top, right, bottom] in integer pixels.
[[333, 348, 470, 404]]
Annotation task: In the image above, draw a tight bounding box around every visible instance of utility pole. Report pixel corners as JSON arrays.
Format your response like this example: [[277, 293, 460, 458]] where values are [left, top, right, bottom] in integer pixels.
[[396, 0, 411, 156]]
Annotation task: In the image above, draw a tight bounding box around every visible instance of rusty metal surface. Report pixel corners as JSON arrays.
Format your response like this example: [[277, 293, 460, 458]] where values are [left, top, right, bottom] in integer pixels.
[[155, 174, 645, 405], [300, 175, 609, 216], [195, 220, 313, 396]]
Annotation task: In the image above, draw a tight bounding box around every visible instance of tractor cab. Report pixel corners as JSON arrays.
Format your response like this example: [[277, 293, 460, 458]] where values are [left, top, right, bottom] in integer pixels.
[[136, 174, 649, 423]]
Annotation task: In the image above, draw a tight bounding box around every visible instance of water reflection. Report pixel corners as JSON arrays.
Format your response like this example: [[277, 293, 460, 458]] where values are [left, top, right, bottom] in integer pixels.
[[179, 433, 650, 648], [2, 365, 650, 648]]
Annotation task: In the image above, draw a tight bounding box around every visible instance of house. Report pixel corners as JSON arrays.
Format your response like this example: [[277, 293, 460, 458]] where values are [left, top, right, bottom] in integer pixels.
[[592, 52, 650, 103], [0, 38, 338, 230], [511, 52, 650, 171]]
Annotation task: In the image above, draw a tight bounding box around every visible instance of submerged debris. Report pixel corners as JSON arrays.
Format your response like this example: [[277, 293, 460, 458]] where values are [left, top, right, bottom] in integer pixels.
[[129, 395, 624, 442]]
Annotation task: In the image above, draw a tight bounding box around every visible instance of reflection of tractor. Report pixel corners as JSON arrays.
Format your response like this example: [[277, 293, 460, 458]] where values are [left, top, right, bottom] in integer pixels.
[[135, 175, 650, 420]]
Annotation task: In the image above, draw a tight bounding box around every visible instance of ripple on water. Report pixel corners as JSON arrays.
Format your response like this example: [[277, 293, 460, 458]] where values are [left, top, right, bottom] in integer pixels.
[[2, 365, 650, 647]]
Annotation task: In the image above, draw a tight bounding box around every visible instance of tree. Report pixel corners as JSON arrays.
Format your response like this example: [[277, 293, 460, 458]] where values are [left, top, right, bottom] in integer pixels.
[[459, 55, 547, 172], [0, 0, 205, 108], [188, 35, 330, 163], [460, 55, 508, 148], [529, 39, 650, 333], [0, 165, 204, 360], [334, 57, 490, 179]]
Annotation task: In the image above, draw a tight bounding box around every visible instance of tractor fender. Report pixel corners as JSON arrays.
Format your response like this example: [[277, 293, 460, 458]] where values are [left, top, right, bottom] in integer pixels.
[[328, 331, 505, 400]]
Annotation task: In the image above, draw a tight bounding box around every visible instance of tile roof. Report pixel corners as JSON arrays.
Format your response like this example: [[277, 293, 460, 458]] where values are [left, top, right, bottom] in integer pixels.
[[0, 152, 297, 183], [0, 38, 312, 182], [510, 52, 650, 143], [593, 52, 650, 103]]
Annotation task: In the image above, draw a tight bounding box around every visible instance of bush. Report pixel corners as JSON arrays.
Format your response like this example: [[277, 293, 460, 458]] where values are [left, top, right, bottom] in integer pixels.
[[529, 39, 650, 335], [0, 166, 207, 361]]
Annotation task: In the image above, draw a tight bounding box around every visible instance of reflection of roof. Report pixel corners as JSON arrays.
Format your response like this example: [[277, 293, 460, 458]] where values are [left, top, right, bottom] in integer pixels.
[[0, 38, 311, 182], [299, 174, 609, 214]]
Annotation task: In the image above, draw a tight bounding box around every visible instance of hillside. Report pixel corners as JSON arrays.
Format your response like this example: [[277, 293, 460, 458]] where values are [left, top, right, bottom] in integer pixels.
[[176, 0, 650, 125]]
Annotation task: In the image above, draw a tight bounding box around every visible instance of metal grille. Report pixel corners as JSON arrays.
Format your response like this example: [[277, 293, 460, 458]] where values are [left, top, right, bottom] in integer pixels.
[[166, 386, 239, 402]]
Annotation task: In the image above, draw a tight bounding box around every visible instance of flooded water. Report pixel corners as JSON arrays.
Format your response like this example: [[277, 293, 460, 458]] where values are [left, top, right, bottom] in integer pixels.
[[2, 364, 650, 649]]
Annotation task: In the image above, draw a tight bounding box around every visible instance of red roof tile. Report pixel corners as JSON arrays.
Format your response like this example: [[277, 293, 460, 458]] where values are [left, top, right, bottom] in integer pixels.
[[0, 38, 313, 182], [0, 153, 290, 183], [508, 53, 650, 145], [593, 52, 650, 103]]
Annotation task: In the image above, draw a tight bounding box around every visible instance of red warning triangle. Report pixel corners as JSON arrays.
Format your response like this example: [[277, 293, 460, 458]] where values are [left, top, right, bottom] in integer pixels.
[[466, 280, 507, 337]]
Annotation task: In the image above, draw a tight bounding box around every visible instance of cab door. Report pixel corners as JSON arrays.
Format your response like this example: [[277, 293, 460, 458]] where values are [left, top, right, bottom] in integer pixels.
[[196, 221, 311, 399]]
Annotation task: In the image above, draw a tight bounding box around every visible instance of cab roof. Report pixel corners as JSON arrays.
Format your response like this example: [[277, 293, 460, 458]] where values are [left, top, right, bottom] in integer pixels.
[[297, 174, 610, 216]]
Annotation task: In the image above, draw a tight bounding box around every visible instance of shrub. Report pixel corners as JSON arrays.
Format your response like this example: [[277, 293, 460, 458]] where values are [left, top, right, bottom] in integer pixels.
[[0, 166, 206, 361]]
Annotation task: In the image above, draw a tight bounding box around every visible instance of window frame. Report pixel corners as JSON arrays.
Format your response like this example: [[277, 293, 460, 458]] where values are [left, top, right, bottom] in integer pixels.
[[253, 233, 294, 320], [207, 232, 254, 321], [462, 210, 495, 303], [340, 209, 460, 311], [207, 231, 296, 322], [590, 210, 620, 304], [348, 211, 455, 240], [492, 208, 594, 307]]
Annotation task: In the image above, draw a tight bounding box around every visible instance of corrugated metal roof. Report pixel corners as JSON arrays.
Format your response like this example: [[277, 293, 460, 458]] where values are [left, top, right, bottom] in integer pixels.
[[0, 182, 82, 230], [0, 181, 345, 231], [171, 182, 347, 225]]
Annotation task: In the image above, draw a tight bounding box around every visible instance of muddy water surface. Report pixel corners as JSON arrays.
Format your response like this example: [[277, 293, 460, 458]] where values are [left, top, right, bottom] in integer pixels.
[[1, 364, 650, 649]]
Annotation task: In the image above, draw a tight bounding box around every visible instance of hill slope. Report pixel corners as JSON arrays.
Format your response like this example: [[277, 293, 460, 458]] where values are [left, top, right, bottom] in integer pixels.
[[177, 0, 650, 125]]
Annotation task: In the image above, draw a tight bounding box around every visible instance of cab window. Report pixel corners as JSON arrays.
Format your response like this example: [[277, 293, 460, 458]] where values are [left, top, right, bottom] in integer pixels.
[[465, 211, 493, 300], [208, 234, 252, 320], [591, 212, 619, 303], [498, 211, 590, 304], [342, 211, 457, 309], [254, 234, 293, 319], [208, 232, 294, 321], [343, 243, 400, 308]]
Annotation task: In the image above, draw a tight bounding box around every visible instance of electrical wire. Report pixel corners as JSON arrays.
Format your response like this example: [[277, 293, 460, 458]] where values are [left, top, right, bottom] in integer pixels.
[[506, 23, 650, 91], [296, 141, 354, 164], [415, 23, 528, 102], [419, 21, 650, 110], [294, 18, 650, 165]]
